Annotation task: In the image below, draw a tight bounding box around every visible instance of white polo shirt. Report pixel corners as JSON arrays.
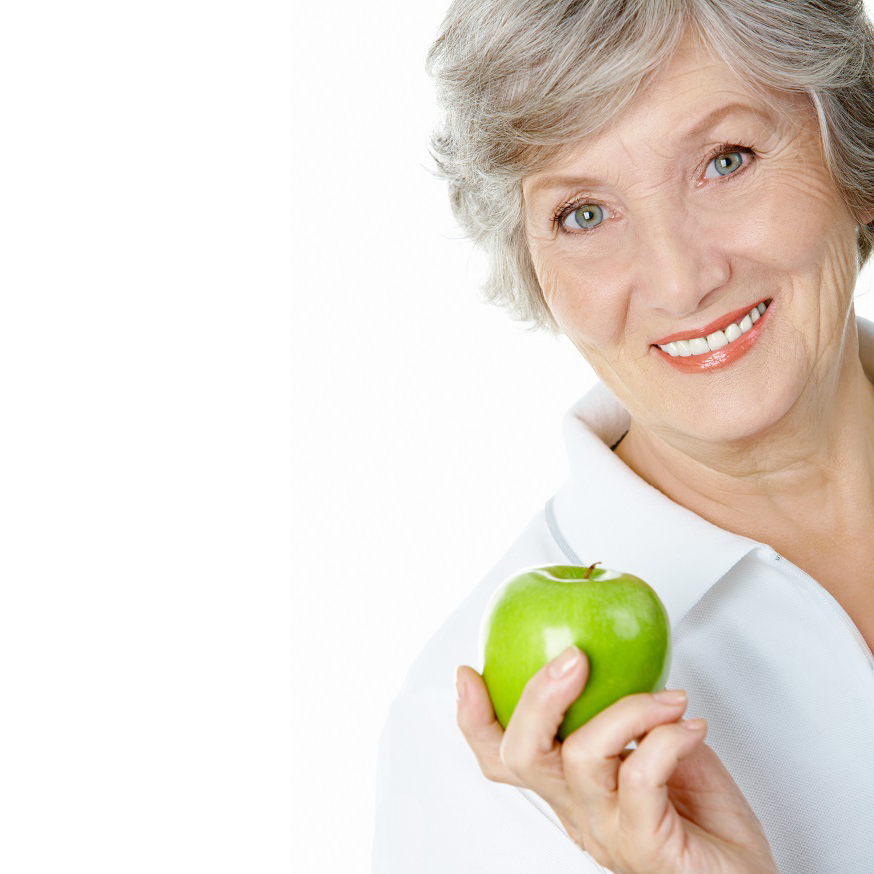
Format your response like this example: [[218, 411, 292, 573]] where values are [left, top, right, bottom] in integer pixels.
[[372, 376, 874, 874]]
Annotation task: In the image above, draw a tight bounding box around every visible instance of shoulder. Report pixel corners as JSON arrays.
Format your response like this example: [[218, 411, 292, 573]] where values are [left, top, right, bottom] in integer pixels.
[[372, 501, 606, 872]]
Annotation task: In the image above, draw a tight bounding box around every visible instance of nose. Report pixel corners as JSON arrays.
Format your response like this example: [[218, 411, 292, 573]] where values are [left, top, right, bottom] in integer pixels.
[[632, 204, 730, 319]]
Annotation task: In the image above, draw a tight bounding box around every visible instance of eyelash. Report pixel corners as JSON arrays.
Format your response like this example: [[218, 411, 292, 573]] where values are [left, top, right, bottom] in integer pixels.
[[552, 142, 757, 234]]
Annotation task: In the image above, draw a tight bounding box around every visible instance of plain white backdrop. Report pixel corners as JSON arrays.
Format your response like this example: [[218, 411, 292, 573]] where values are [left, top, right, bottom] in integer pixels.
[[298, 1, 874, 871], [1, 2, 874, 872], [0, 2, 292, 871], [299, 1, 874, 871]]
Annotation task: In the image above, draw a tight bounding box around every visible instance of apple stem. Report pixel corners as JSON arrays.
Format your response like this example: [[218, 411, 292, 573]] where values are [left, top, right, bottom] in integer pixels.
[[583, 562, 601, 580]]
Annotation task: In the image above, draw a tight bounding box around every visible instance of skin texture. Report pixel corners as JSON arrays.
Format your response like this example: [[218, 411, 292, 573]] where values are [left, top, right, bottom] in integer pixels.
[[456, 26, 874, 872], [522, 30, 874, 603], [457, 649, 778, 873]]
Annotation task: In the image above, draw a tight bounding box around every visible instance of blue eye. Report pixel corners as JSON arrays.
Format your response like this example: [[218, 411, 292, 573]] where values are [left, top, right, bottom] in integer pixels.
[[562, 203, 606, 231], [556, 145, 753, 234], [704, 148, 748, 179]]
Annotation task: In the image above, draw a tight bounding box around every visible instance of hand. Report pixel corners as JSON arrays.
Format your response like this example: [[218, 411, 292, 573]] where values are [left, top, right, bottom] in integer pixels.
[[456, 645, 778, 874]]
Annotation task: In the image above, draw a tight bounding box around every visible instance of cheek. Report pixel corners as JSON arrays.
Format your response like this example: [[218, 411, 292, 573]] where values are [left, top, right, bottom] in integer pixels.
[[729, 172, 855, 276], [532, 247, 627, 342]]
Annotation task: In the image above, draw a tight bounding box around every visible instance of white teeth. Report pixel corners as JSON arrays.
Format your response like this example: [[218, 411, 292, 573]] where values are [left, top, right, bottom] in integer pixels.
[[704, 329, 729, 352], [658, 302, 769, 357]]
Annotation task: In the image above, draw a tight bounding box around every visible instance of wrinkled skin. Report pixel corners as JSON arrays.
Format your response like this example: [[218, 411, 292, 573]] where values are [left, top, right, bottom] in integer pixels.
[[457, 648, 779, 874], [522, 29, 874, 564], [454, 24, 874, 873]]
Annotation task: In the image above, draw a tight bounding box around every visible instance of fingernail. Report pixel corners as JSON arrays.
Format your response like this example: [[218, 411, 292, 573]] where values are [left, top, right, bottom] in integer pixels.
[[653, 689, 687, 705], [683, 718, 707, 732], [548, 646, 581, 679], [455, 668, 466, 703]]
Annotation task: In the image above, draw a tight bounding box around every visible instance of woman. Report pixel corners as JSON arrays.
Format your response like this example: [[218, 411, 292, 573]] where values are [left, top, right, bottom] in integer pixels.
[[373, 1, 874, 871]]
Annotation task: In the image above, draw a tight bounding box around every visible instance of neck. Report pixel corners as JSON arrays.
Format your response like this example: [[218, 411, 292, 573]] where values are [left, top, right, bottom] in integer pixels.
[[614, 336, 874, 552]]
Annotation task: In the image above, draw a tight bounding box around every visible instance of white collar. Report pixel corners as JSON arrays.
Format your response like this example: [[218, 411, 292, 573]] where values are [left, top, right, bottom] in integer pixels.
[[547, 314, 874, 627], [548, 379, 763, 628]]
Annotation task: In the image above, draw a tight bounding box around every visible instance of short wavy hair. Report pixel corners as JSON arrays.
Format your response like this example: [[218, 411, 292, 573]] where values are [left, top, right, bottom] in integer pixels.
[[426, 0, 874, 335]]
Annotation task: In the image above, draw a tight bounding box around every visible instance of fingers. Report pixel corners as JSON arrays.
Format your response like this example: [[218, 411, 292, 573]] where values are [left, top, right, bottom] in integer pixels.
[[500, 646, 588, 761], [456, 645, 589, 796], [457, 650, 709, 868], [561, 690, 692, 803], [617, 717, 708, 837], [498, 646, 589, 802], [455, 665, 518, 784]]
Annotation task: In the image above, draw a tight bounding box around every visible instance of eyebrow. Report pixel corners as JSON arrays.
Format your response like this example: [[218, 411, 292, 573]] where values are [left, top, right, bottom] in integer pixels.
[[526, 102, 771, 198]]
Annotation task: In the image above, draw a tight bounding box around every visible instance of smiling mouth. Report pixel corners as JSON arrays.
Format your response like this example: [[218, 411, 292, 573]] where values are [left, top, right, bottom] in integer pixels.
[[651, 299, 772, 353]]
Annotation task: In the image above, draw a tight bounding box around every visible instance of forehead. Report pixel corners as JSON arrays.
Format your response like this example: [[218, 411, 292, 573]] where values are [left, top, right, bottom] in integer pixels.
[[632, 26, 801, 123], [523, 32, 808, 192]]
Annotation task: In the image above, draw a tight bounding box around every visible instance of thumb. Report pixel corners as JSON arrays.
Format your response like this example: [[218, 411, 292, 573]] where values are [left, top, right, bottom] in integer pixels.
[[493, 647, 589, 811], [456, 665, 516, 784], [456, 665, 504, 744], [501, 646, 591, 760]]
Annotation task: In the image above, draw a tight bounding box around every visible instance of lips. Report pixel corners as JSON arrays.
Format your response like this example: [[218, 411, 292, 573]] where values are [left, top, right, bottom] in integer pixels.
[[652, 298, 772, 346]]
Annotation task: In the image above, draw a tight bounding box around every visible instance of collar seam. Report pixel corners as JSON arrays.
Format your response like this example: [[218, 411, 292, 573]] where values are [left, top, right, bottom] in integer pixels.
[[544, 496, 582, 565]]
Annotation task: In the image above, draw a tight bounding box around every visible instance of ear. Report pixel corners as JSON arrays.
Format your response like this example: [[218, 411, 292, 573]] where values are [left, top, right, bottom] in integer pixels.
[[859, 206, 874, 226]]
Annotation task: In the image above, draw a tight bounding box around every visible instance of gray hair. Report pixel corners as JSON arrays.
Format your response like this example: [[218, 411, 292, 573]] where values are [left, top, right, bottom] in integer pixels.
[[426, 0, 874, 335]]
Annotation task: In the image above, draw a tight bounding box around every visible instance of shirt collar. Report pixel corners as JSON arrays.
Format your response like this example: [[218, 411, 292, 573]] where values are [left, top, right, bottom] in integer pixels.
[[549, 379, 764, 628]]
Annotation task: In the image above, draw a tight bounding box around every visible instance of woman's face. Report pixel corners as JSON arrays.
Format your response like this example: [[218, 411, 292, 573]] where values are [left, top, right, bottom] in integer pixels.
[[522, 32, 867, 446]]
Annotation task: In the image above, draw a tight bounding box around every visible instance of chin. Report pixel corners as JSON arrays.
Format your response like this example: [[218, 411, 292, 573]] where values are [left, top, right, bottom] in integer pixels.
[[670, 386, 800, 447]]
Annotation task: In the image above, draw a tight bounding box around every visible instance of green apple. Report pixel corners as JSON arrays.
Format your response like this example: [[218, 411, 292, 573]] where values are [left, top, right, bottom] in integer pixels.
[[479, 563, 671, 740]]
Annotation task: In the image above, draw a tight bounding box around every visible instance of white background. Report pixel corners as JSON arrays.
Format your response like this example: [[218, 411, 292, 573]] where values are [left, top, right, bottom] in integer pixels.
[[303, 2, 874, 872], [305, 0, 874, 870], [1, 2, 874, 872]]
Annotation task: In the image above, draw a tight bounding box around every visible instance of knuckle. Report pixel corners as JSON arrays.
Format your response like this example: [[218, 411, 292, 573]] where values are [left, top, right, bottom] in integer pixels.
[[479, 757, 504, 783], [498, 736, 529, 775], [619, 761, 650, 790], [482, 748, 519, 785], [458, 722, 507, 783], [467, 739, 504, 781], [560, 735, 593, 770]]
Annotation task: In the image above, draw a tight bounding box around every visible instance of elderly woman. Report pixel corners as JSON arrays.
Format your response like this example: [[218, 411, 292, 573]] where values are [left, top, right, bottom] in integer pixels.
[[373, 1, 874, 871]]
